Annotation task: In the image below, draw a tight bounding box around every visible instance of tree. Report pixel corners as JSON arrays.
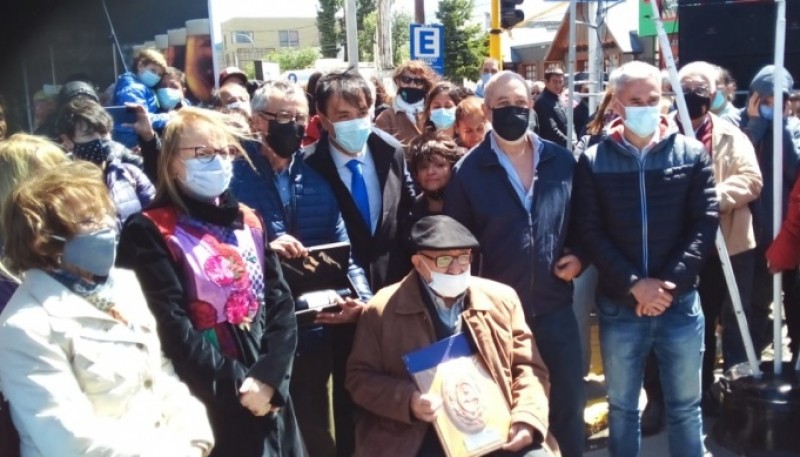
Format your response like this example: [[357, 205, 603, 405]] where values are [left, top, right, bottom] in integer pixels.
[[317, 0, 342, 58], [266, 47, 321, 72], [359, 11, 377, 62], [392, 11, 412, 67], [436, 0, 488, 82]]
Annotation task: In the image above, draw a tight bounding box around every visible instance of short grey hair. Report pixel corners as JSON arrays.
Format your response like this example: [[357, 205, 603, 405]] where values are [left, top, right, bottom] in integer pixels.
[[678, 61, 720, 89], [484, 70, 530, 105], [251, 80, 305, 114], [611, 61, 662, 94]]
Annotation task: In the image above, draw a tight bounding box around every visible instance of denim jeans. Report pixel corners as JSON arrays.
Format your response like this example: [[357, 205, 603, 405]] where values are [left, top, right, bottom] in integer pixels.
[[526, 306, 586, 457], [597, 291, 705, 457]]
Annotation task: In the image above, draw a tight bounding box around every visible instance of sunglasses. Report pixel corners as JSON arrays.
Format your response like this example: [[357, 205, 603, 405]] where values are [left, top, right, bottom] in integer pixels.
[[400, 75, 426, 86]]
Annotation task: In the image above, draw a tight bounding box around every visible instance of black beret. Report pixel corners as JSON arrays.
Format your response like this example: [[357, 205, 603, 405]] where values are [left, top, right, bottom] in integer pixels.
[[58, 81, 99, 107], [410, 215, 479, 251]]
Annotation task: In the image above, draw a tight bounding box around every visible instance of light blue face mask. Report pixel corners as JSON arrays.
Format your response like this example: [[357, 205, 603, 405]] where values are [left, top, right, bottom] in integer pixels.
[[710, 91, 726, 111], [759, 104, 774, 121], [138, 68, 162, 88], [156, 87, 182, 110], [332, 116, 372, 153], [53, 227, 119, 278], [430, 107, 456, 130], [623, 105, 661, 138]]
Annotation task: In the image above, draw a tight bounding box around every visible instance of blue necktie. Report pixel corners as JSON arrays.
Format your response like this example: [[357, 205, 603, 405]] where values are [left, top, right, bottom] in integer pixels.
[[346, 159, 371, 230]]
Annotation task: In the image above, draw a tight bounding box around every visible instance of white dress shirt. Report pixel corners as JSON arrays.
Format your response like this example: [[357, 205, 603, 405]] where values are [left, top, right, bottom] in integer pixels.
[[330, 141, 382, 234]]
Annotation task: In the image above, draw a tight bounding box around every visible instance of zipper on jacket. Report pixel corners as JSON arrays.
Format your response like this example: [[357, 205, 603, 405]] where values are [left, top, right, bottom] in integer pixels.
[[528, 210, 535, 303], [637, 157, 649, 277]]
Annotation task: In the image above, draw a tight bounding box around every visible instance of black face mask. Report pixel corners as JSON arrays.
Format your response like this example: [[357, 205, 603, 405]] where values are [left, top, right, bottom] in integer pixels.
[[491, 106, 530, 142], [265, 121, 304, 159], [425, 188, 445, 201], [684, 92, 711, 120], [73, 138, 113, 165], [398, 87, 426, 105]]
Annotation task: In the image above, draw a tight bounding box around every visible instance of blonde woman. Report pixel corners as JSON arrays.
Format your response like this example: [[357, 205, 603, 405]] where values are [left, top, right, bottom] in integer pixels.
[[0, 134, 68, 311], [0, 161, 213, 456], [117, 107, 302, 456]]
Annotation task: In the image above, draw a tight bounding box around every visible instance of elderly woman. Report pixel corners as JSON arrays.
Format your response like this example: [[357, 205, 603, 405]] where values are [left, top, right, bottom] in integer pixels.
[[0, 134, 68, 311], [116, 107, 303, 456], [375, 60, 438, 147], [0, 161, 213, 457], [407, 130, 465, 227]]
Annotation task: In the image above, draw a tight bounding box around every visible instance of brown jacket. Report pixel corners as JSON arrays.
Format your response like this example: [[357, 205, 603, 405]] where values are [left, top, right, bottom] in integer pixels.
[[710, 113, 763, 255], [374, 103, 423, 151], [346, 272, 560, 457]]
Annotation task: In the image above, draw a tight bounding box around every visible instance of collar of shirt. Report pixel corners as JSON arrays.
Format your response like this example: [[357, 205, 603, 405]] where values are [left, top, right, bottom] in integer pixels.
[[330, 141, 369, 170], [620, 125, 662, 157], [489, 131, 542, 211], [421, 279, 466, 333]]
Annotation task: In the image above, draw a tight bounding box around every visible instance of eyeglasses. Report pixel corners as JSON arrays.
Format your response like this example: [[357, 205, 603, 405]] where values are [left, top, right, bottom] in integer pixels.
[[259, 111, 309, 125], [420, 252, 472, 269], [680, 85, 710, 97], [531, 91, 540, 97], [179, 145, 239, 163], [400, 75, 426, 86]]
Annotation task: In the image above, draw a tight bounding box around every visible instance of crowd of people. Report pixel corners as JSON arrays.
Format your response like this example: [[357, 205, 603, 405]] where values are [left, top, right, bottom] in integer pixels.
[[0, 45, 799, 457]]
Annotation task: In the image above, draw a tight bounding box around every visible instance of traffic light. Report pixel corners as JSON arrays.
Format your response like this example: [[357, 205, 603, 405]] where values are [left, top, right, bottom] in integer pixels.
[[500, 0, 524, 29]]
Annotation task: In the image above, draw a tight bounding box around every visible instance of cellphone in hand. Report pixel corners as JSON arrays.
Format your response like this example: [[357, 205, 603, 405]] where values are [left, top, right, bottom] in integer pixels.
[[105, 106, 138, 125]]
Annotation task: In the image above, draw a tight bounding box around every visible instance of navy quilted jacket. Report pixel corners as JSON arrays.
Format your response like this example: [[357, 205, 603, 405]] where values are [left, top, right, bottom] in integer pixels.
[[104, 157, 155, 229], [230, 141, 372, 301]]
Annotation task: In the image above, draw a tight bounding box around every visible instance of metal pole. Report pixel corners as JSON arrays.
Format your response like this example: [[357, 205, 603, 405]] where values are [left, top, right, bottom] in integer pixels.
[[566, 0, 576, 154], [345, 0, 359, 68], [772, 0, 787, 375], [49, 45, 57, 85], [112, 43, 118, 78], [208, 0, 222, 90], [100, 0, 127, 73], [587, 1, 599, 114], [489, 0, 502, 66], [648, 0, 762, 377], [22, 61, 33, 132], [415, 0, 425, 24]]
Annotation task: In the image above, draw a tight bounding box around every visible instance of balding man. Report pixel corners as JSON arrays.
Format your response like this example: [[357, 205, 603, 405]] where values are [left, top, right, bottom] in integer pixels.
[[574, 61, 718, 457], [445, 71, 587, 457]]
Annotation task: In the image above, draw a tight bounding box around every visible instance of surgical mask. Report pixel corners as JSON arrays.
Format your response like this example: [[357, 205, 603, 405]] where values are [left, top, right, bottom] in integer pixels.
[[227, 101, 252, 117], [430, 107, 456, 130], [53, 227, 119, 278], [266, 121, 304, 158], [179, 155, 233, 201], [331, 116, 371, 154], [710, 91, 726, 111], [759, 104, 774, 121], [424, 262, 471, 298], [398, 87, 426, 105], [684, 92, 710, 120], [138, 68, 162, 88], [480, 73, 491, 86], [491, 106, 530, 143], [156, 87, 182, 110], [623, 105, 661, 138], [73, 138, 113, 165]]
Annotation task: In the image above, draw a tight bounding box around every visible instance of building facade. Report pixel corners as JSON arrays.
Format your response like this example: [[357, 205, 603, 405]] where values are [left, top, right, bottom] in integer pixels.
[[220, 17, 319, 67]]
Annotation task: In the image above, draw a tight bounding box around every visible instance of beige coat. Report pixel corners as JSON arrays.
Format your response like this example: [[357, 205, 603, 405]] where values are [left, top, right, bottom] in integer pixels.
[[710, 113, 763, 255], [374, 102, 424, 151], [0, 268, 214, 457], [346, 273, 560, 457]]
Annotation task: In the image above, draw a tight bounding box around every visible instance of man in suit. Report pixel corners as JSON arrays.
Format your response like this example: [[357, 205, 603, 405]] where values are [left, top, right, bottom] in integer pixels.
[[303, 70, 416, 456]]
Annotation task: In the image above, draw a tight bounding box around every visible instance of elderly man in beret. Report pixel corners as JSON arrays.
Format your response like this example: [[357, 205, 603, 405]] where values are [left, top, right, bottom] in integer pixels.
[[346, 215, 559, 457]]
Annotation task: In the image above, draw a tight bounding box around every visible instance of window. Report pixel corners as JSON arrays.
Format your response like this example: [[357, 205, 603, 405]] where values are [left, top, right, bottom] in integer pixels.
[[232, 31, 253, 44], [523, 64, 537, 81], [279, 30, 299, 47]]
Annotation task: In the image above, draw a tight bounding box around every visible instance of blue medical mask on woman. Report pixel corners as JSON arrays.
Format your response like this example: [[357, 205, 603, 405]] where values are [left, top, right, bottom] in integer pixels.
[[710, 91, 726, 111], [180, 155, 234, 201], [156, 87, 182, 110], [430, 107, 456, 130], [623, 105, 661, 138], [138, 68, 162, 88], [332, 116, 372, 154], [759, 104, 775, 121], [53, 227, 119, 278]]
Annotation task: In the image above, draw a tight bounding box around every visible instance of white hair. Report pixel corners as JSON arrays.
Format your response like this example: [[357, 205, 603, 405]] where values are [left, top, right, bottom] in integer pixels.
[[678, 61, 720, 88], [484, 70, 530, 105], [612, 61, 662, 94], [251, 80, 305, 113]]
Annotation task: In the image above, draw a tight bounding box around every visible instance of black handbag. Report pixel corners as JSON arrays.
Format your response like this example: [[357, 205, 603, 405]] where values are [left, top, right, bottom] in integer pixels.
[[0, 392, 20, 457]]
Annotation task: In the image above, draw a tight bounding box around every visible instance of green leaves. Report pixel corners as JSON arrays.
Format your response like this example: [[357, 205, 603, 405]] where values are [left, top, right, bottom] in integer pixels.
[[266, 47, 321, 71], [436, 0, 488, 82]]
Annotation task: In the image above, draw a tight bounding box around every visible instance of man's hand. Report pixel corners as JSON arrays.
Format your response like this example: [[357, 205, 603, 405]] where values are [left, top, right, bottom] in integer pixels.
[[239, 377, 275, 416], [553, 254, 581, 282], [269, 234, 308, 259], [631, 279, 675, 316], [502, 423, 536, 451], [410, 391, 442, 422], [747, 93, 761, 119], [315, 296, 365, 324], [121, 103, 155, 141]]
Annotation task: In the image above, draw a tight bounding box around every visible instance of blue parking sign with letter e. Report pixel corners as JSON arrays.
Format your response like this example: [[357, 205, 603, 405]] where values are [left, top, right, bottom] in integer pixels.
[[410, 24, 445, 75]]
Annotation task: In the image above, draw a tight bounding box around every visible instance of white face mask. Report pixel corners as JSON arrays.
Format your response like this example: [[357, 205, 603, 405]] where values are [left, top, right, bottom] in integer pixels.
[[423, 262, 471, 298], [623, 105, 661, 138], [179, 155, 233, 201], [227, 101, 252, 117]]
